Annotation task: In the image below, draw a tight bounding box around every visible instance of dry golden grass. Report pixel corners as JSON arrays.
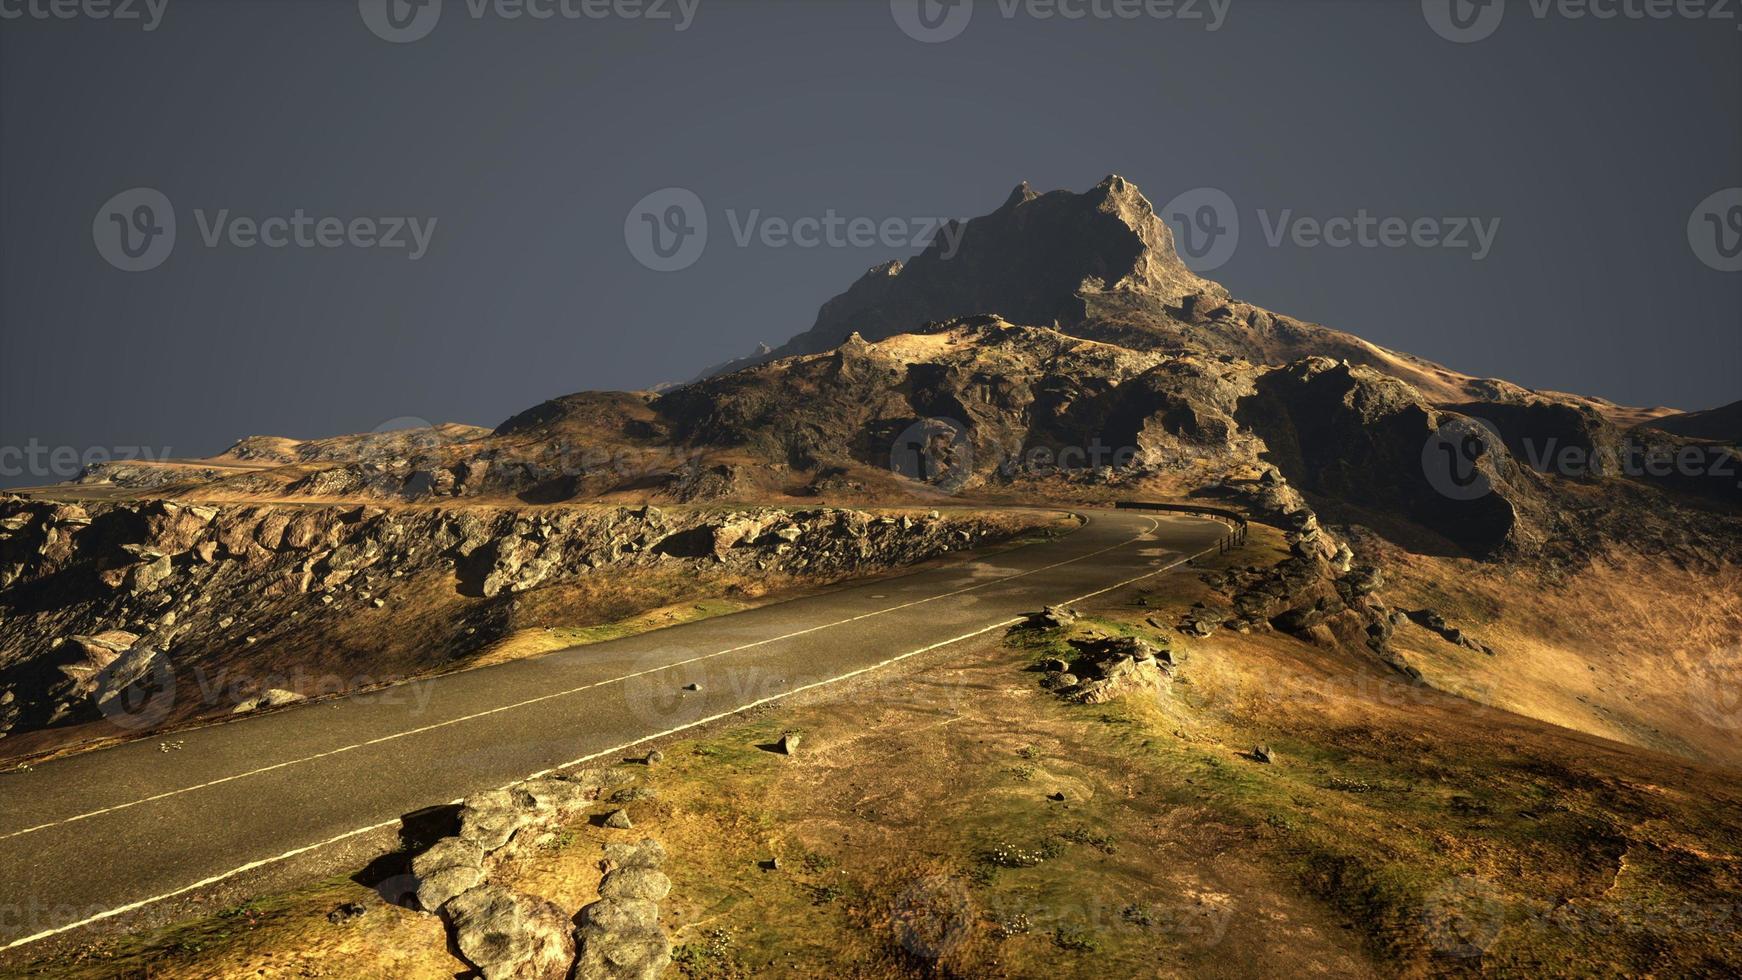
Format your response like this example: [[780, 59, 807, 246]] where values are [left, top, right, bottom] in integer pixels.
[[1374, 541, 1742, 769]]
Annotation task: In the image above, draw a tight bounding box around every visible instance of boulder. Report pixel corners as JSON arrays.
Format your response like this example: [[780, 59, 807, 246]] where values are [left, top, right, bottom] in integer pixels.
[[575, 898, 670, 980], [598, 867, 671, 902], [604, 838, 668, 870], [445, 884, 576, 980], [517, 776, 592, 816], [1025, 605, 1079, 629], [412, 837, 486, 912], [459, 789, 530, 853], [124, 555, 175, 594]]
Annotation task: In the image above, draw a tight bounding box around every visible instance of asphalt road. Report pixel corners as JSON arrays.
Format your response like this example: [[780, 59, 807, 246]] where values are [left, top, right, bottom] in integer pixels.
[[0, 509, 1230, 952]]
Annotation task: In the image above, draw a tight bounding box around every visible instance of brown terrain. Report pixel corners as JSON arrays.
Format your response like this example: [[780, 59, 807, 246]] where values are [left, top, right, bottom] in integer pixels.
[[2, 177, 1738, 978]]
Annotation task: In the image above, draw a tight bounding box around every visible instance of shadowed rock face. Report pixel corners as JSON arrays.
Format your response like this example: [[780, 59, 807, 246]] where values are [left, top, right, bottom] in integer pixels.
[[1236, 359, 1531, 556], [1643, 399, 1742, 444]]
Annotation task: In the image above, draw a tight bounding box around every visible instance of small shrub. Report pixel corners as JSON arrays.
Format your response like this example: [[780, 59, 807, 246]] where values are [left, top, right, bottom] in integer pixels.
[[993, 912, 1033, 939], [812, 883, 845, 905], [984, 844, 1047, 869], [1053, 924, 1101, 952], [672, 928, 746, 979]]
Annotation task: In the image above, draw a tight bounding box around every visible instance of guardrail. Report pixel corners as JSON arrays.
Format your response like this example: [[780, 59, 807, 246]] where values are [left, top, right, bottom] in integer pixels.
[[1114, 500, 1249, 553]]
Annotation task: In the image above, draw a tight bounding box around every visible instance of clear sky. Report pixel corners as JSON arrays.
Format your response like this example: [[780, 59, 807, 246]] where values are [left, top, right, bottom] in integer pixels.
[[2, 0, 1738, 484]]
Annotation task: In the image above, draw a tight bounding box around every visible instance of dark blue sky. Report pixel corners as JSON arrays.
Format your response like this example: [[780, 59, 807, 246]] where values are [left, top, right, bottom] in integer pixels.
[[2, 0, 1738, 483]]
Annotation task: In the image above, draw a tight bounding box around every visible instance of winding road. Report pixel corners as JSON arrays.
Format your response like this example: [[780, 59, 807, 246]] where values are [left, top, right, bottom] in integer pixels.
[[0, 509, 1231, 953]]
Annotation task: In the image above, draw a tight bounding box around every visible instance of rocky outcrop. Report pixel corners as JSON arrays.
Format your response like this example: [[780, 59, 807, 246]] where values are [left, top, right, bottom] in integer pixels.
[[403, 769, 617, 979], [575, 838, 674, 980], [1236, 358, 1537, 557], [398, 767, 672, 980], [1045, 634, 1172, 705], [1402, 608, 1494, 656]]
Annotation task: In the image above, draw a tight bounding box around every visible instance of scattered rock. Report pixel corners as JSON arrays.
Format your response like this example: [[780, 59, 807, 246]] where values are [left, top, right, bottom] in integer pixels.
[[1252, 745, 1275, 764], [603, 809, 634, 830], [327, 902, 367, 924], [231, 688, 306, 714], [1025, 605, 1079, 629]]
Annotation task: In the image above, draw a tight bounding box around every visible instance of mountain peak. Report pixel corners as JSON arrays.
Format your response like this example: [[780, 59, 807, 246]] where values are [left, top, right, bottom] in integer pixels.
[[755, 177, 1218, 365]]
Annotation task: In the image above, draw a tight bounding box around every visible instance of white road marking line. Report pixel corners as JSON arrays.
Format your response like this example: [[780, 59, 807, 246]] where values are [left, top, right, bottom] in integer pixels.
[[0, 515, 1173, 842], [0, 817, 407, 953], [0, 517, 1229, 954]]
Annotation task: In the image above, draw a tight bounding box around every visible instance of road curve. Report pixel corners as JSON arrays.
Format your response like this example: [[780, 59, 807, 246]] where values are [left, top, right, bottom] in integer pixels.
[[0, 509, 1230, 951]]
